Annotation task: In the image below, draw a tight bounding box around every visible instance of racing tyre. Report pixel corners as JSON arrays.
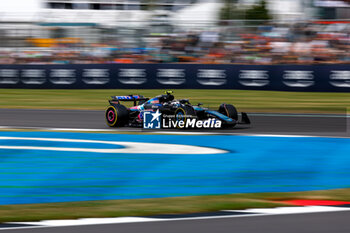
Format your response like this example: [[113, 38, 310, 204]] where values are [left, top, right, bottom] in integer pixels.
[[174, 105, 196, 126], [219, 104, 238, 121], [106, 104, 129, 127]]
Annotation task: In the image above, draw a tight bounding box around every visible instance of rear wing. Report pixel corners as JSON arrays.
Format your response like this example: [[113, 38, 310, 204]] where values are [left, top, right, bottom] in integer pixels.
[[109, 95, 148, 106]]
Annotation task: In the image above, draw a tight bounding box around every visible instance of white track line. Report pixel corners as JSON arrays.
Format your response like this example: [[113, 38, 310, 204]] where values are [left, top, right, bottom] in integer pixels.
[[0, 126, 321, 136], [0, 126, 118, 132], [0, 126, 218, 134], [0, 126, 310, 137], [0, 137, 226, 154], [0, 125, 349, 138], [249, 113, 350, 118], [3, 206, 350, 230]]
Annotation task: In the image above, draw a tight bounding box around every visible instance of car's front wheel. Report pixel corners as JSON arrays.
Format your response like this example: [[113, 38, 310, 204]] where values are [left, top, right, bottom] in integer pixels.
[[218, 104, 238, 121]]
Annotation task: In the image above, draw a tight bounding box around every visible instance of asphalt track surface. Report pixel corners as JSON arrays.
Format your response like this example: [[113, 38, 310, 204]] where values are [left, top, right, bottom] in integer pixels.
[[0, 108, 348, 137], [0, 108, 349, 233], [3, 211, 350, 233]]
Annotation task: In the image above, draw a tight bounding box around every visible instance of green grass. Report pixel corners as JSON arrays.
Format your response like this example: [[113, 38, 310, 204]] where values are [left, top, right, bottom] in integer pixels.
[[0, 89, 349, 113], [1, 188, 350, 222]]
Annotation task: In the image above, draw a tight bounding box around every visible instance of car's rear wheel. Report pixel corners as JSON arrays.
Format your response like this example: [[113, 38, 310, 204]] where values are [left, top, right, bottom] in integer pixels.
[[219, 104, 238, 121], [106, 104, 129, 127]]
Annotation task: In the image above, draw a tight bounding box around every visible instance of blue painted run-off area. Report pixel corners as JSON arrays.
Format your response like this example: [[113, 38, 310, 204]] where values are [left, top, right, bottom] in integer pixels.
[[0, 131, 350, 205]]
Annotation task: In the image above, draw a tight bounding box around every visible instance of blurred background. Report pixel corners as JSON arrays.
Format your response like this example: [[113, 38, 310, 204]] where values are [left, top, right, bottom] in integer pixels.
[[0, 0, 349, 65], [1, 1, 350, 228]]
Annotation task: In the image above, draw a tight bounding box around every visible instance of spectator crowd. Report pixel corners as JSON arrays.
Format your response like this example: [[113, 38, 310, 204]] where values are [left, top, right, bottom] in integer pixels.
[[0, 21, 350, 65]]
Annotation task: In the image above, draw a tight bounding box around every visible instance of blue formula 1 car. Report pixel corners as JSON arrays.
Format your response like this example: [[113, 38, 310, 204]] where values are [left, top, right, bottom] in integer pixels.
[[105, 91, 250, 129]]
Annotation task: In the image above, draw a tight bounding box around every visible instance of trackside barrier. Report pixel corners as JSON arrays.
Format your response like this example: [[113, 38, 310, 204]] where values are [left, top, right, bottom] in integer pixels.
[[0, 64, 349, 92]]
